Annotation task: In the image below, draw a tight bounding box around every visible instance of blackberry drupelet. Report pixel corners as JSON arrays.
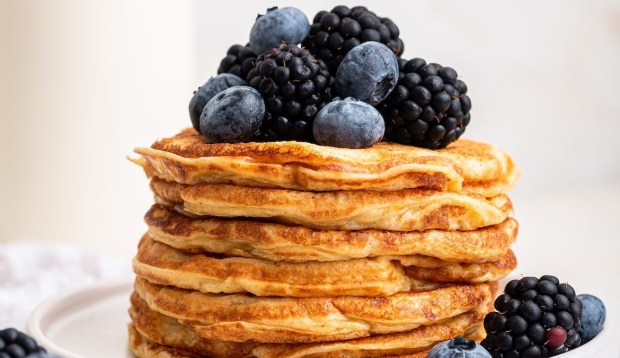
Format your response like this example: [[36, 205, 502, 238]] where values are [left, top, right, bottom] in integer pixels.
[[481, 276, 583, 358], [217, 44, 257, 80], [246, 44, 335, 141], [0, 328, 51, 358], [380, 57, 471, 149], [302, 5, 404, 71]]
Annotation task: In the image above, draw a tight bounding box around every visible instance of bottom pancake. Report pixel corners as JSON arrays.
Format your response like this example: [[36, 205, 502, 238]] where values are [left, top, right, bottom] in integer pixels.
[[129, 293, 485, 358]]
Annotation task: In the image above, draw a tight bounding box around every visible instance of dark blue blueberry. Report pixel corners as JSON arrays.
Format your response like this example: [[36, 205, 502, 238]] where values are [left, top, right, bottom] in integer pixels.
[[577, 294, 606, 344], [189, 74, 247, 132], [199, 86, 265, 143], [249, 7, 310, 54], [428, 336, 492, 358], [335, 41, 398, 105], [313, 97, 384, 148]]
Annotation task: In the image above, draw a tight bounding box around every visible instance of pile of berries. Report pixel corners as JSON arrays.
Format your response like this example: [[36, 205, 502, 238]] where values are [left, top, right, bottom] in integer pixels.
[[426, 276, 606, 358], [190, 5, 473, 149]]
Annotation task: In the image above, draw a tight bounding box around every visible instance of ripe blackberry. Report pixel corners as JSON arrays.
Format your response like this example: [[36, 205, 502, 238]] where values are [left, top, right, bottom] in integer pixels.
[[481, 276, 583, 358], [302, 5, 404, 71], [246, 44, 335, 141], [217, 44, 257, 80], [0, 327, 50, 357], [380, 58, 471, 149]]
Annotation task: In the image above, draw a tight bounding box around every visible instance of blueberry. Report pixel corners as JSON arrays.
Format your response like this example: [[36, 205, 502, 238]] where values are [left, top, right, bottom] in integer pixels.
[[189, 74, 247, 132], [428, 336, 492, 358], [313, 97, 384, 148], [335, 41, 399, 105], [577, 294, 606, 344], [199, 86, 265, 143], [249, 7, 310, 54]]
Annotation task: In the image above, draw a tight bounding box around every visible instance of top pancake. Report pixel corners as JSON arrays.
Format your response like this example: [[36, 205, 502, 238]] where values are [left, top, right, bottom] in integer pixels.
[[133, 128, 519, 196]]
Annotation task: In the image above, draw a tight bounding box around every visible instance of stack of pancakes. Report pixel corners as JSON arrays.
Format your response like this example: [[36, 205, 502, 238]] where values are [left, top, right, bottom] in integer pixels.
[[129, 128, 519, 358]]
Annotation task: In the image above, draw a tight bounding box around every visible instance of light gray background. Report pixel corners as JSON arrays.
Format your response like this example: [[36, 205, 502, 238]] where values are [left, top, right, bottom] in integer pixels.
[[1, 0, 620, 324]]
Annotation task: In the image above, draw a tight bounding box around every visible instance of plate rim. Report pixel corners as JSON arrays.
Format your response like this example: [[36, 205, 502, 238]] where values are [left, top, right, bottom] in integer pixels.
[[26, 279, 133, 358]]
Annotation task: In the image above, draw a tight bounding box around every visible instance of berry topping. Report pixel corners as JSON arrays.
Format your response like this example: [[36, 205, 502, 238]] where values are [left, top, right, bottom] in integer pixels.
[[335, 41, 399, 105], [313, 97, 385, 148], [199, 86, 265, 143], [577, 294, 606, 344], [303, 6, 404, 71], [481, 276, 583, 357], [246, 44, 335, 141], [380, 58, 471, 149], [249, 7, 310, 54], [428, 335, 492, 358], [189, 74, 247, 132], [217, 44, 257, 80], [0, 328, 52, 358]]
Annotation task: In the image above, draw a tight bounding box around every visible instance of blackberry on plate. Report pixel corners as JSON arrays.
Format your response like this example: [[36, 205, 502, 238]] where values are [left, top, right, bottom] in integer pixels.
[[380, 57, 471, 150], [246, 43, 335, 141], [302, 5, 404, 71], [0, 327, 52, 358], [480, 276, 583, 358], [217, 44, 257, 80]]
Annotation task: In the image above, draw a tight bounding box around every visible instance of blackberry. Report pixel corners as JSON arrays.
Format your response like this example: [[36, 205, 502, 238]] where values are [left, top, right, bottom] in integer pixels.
[[302, 5, 404, 71], [246, 44, 334, 141], [481, 276, 583, 357], [0, 328, 51, 358], [217, 44, 257, 80], [380, 57, 471, 149]]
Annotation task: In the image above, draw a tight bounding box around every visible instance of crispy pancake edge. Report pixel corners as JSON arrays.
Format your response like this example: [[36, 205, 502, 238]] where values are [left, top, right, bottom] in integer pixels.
[[145, 204, 518, 263]]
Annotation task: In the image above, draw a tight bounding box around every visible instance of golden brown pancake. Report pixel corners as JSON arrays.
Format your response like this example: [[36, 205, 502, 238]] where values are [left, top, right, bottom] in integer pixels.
[[132, 128, 519, 197], [133, 235, 516, 297], [150, 178, 513, 231], [129, 292, 485, 357], [145, 205, 518, 263], [134, 277, 493, 344]]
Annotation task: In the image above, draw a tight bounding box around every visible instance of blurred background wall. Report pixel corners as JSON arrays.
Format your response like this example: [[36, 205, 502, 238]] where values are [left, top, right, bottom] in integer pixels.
[[1, 0, 619, 258]]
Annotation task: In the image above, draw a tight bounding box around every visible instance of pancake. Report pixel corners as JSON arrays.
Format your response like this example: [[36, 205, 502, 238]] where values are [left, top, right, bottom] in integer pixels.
[[133, 235, 516, 297], [150, 178, 513, 231], [129, 292, 485, 358], [132, 128, 519, 197], [134, 277, 493, 343], [145, 205, 517, 263]]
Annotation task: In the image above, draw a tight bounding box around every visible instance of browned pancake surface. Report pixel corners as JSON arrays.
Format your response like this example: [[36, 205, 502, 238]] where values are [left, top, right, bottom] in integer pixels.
[[133, 235, 516, 297], [145, 205, 517, 263], [133, 128, 519, 196], [150, 178, 513, 231], [134, 277, 493, 343], [129, 292, 485, 357]]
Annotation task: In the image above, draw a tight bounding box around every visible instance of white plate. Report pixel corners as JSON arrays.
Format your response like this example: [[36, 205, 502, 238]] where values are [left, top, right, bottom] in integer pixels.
[[27, 280, 619, 358], [26, 280, 133, 358]]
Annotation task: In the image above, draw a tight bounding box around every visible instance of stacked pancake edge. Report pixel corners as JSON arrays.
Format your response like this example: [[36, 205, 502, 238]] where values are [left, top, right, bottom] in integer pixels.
[[128, 128, 520, 358]]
